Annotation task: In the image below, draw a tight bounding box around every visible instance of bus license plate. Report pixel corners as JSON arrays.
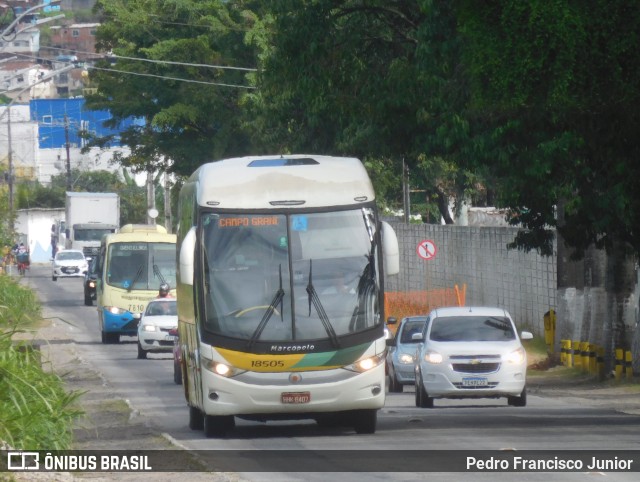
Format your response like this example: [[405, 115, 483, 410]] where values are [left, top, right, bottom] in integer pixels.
[[462, 377, 488, 387], [281, 392, 310, 404]]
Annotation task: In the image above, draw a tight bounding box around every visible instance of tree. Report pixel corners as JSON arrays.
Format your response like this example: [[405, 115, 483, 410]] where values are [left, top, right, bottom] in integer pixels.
[[431, 0, 640, 259], [85, 0, 263, 177], [244, 0, 479, 222], [15, 169, 148, 226]]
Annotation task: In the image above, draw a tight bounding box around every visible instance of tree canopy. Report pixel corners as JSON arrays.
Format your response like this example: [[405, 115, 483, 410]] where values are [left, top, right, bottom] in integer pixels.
[[81, 0, 640, 259]]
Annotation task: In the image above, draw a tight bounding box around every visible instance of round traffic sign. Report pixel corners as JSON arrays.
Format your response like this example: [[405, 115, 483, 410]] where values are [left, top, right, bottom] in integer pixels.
[[417, 239, 437, 260]]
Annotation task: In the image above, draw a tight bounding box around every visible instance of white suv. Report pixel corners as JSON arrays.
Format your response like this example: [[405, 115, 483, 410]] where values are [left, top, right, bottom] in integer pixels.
[[413, 306, 532, 408]]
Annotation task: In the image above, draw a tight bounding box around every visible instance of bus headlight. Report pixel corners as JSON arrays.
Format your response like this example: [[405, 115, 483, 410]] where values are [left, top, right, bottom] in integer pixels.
[[344, 353, 385, 373], [106, 306, 127, 315], [201, 355, 245, 378]]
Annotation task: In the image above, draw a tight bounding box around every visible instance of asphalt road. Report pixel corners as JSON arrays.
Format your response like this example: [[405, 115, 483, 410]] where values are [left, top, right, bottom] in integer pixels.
[[14, 265, 640, 481]]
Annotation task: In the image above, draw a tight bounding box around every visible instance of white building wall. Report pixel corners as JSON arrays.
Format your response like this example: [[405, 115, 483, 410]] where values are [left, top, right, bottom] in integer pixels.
[[15, 208, 65, 263], [0, 105, 39, 179]]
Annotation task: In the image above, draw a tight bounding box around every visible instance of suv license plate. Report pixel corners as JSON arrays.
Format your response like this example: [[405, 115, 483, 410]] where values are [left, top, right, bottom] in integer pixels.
[[281, 392, 310, 404], [462, 377, 488, 387]]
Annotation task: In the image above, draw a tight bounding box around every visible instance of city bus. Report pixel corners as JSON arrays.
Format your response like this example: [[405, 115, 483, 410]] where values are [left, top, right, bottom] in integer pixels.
[[96, 224, 177, 345], [176, 154, 399, 436]]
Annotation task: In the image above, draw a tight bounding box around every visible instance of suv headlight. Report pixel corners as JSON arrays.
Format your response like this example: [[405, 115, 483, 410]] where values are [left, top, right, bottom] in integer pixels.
[[398, 353, 414, 364], [504, 347, 526, 364], [424, 351, 443, 364]]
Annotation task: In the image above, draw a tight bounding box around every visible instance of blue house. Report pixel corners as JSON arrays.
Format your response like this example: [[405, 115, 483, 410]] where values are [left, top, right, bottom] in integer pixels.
[[30, 98, 141, 149]]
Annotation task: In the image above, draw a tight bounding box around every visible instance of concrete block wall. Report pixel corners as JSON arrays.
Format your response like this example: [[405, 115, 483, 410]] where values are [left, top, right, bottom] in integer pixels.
[[384, 222, 557, 335]]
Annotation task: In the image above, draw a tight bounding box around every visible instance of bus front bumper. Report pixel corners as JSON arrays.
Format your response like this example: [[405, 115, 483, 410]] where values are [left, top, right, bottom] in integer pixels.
[[101, 308, 139, 335], [200, 364, 386, 417]]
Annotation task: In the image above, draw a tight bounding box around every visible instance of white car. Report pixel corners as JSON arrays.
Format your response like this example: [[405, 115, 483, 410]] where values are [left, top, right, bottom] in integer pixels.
[[52, 249, 88, 281], [413, 306, 533, 408], [137, 299, 178, 359]]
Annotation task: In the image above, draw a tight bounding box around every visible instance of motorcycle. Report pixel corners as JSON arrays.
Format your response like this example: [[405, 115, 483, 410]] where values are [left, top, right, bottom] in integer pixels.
[[16, 252, 30, 276]]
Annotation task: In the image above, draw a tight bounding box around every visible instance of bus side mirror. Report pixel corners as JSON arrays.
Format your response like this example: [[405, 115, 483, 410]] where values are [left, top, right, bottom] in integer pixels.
[[381, 221, 399, 276], [179, 227, 196, 286]]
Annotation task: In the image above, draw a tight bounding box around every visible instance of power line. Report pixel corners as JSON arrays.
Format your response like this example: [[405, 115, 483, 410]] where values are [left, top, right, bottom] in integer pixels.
[[37, 45, 258, 72], [8, 51, 257, 89], [86, 65, 256, 89]]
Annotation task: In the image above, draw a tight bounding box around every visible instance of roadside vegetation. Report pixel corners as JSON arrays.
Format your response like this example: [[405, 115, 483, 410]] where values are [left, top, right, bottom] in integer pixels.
[[0, 274, 82, 450]]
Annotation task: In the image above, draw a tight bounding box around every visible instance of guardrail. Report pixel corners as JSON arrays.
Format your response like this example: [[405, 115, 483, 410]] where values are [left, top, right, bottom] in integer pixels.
[[559, 339, 634, 381]]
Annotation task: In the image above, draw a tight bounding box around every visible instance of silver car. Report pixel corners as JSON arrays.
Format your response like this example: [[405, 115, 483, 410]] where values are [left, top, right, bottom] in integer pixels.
[[386, 316, 429, 392], [52, 249, 88, 281], [137, 299, 178, 359], [414, 306, 532, 408]]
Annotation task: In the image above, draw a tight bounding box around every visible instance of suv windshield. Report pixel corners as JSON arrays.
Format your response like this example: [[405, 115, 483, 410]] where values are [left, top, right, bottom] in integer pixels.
[[429, 316, 516, 342], [201, 209, 381, 343]]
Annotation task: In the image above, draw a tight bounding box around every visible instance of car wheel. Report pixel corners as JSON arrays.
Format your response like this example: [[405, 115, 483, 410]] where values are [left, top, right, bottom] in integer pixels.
[[417, 375, 434, 408], [173, 359, 182, 385], [100, 331, 108, 344], [52, 274, 57, 281], [188, 405, 204, 430], [388, 367, 403, 393], [353, 409, 377, 434], [203, 415, 235, 438], [137, 342, 147, 359], [508, 387, 527, 407]]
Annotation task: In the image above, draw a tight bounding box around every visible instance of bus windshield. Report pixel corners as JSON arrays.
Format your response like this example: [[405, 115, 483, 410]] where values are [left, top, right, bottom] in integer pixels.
[[106, 242, 176, 291], [201, 209, 381, 342]]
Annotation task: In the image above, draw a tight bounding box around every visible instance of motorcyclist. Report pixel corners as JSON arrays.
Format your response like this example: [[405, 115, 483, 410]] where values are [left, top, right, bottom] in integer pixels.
[[156, 282, 175, 299]]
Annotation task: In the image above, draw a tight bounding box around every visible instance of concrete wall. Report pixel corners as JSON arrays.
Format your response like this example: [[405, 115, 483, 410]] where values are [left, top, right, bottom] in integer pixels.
[[384, 222, 557, 336], [383, 220, 639, 372]]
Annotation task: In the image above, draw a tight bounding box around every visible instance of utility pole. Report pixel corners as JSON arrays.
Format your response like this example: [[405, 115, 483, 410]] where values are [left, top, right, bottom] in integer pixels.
[[164, 172, 171, 233], [64, 114, 71, 190], [7, 106, 14, 231], [402, 158, 410, 224], [146, 169, 156, 225]]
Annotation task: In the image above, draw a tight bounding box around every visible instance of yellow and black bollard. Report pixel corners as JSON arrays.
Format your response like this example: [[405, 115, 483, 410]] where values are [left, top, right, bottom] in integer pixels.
[[560, 339, 569, 366], [572, 340, 581, 369], [625, 351, 634, 380], [588, 343, 597, 375], [597, 346, 605, 380], [615, 348, 624, 380]]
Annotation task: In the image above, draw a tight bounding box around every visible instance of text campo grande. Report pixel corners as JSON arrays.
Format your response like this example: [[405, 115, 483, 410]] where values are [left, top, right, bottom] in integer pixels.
[[40, 454, 151, 471], [467, 456, 634, 471]]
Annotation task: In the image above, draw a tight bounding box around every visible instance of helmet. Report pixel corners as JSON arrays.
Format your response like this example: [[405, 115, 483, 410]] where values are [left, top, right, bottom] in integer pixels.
[[159, 283, 170, 297]]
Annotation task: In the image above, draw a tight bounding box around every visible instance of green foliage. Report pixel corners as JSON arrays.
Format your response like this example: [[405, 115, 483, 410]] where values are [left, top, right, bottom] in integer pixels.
[[14, 169, 150, 227], [85, 0, 263, 177], [81, 0, 640, 258], [0, 275, 82, 450]]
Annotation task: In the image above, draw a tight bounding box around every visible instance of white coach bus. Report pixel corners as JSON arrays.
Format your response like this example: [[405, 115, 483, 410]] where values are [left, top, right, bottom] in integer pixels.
[[176, 154, 399, 436]]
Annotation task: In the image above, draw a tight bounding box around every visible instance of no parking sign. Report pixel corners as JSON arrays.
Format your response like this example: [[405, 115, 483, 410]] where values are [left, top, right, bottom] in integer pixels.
[[417, 239, 437, 260]]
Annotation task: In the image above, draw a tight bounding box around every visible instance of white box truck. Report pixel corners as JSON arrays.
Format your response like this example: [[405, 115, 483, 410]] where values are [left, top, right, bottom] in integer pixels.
[[64, 192, 120, 260]]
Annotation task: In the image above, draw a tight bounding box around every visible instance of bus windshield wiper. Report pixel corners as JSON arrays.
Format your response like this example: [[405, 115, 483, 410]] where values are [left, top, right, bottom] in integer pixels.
[[153, 258, 166, 285], [306, 260, 339, 348], [128, 264, 144, 292], [247, 265, 285, 349]]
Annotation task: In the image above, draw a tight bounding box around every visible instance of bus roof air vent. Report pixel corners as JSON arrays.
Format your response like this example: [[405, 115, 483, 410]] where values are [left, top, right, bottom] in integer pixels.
[[248, 158, 319, 167]]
